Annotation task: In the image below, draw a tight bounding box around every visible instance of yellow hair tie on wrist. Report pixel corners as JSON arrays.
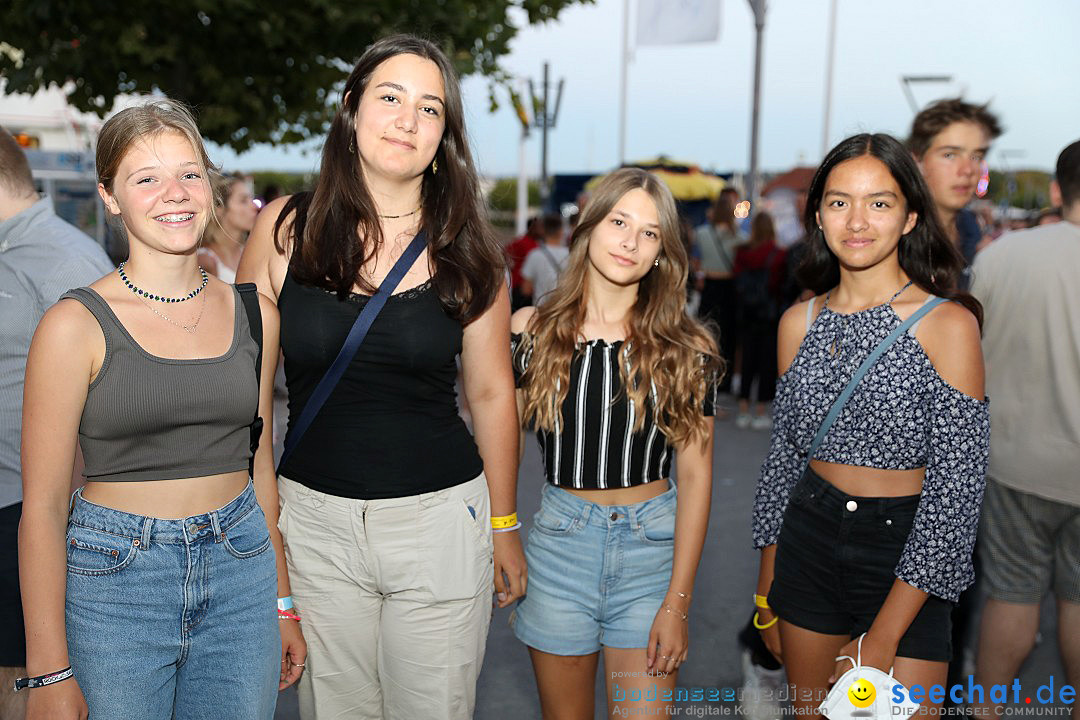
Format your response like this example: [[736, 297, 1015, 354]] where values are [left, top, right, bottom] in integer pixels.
[[753, 593, 771, 610], [753, 611, 779, 630], [491, 513, 519, 530]]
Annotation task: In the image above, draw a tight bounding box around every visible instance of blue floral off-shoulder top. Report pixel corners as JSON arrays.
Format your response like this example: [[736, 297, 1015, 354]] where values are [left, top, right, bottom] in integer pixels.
[[752, 298, 989, 602]]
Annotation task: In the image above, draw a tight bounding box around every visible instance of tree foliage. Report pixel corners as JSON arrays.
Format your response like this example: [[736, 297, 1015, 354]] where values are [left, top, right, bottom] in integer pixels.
[[0, 0, 590, 151]]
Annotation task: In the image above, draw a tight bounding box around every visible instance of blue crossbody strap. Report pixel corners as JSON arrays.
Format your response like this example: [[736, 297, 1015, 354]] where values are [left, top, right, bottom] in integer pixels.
[[277, 231, 428, 471], [804, 297, 948, 466]]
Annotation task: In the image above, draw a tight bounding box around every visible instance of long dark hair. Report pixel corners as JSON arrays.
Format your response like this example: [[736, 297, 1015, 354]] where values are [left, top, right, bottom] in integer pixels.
[[796, 133, 982, 326], [275, 34, 504, 323]]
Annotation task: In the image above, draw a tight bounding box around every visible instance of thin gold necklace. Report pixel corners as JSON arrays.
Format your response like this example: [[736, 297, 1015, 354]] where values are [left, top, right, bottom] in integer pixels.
[[137, 290, 207, 334]]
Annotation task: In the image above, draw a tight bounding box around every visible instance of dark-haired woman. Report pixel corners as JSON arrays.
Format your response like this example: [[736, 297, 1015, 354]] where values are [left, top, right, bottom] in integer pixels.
[[510, 168, 720, 718], [752, 134, 989, 713], [238, 35, 525, 720]]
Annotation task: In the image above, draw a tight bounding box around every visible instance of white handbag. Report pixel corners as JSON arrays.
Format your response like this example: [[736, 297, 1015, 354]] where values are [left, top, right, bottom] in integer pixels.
[[818, 634, 923, 720]]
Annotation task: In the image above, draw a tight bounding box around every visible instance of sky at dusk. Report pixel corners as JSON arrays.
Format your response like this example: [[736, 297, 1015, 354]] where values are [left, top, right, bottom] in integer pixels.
[[211, 0, 1080, 178]]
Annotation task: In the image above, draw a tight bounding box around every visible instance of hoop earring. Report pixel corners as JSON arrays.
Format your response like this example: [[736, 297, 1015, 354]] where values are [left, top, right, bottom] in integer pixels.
[[432, 159, 438, 175]]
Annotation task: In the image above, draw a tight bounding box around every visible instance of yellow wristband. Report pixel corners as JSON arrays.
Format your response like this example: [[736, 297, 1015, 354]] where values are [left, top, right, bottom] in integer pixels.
[[753, 611, 779, 630], [491, 513, 519, 530], [753, 593, 771, 610]]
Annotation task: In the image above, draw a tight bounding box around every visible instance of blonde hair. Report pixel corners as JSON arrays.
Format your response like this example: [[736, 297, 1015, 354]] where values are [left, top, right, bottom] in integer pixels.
[[517, 168, 723, 448], [96, 98, 215, 192], [95, 98, 216, 245], [202, 171, 247, 251]]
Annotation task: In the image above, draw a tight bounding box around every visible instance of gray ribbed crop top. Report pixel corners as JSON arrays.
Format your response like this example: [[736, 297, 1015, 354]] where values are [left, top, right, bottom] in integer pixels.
[[61, 287, 260, 482]]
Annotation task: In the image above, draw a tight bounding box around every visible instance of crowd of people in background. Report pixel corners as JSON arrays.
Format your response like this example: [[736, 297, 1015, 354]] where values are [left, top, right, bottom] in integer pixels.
[[0, 28, 1076, 720]]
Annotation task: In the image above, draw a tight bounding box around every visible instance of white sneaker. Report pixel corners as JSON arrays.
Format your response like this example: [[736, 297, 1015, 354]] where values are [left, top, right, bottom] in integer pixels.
[[736, 413, 752, 429], [751, 415, 772, 431], [740, 648, 788, 720]]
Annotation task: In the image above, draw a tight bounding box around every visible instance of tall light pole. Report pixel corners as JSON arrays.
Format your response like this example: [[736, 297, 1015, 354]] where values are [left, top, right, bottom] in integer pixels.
[[746, 0, 767, 214]]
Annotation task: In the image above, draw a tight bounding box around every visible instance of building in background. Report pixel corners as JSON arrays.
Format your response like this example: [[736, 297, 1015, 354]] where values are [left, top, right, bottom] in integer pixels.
[[1, 82, 106, 246]]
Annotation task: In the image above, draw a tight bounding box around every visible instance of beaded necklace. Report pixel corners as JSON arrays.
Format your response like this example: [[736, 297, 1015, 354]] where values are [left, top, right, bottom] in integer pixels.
[[117, 262, 208, 303]]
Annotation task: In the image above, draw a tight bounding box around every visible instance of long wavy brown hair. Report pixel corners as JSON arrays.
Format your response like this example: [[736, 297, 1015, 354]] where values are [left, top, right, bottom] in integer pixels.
[[274, 34, 503, 323], [518, 169, 722, 448]]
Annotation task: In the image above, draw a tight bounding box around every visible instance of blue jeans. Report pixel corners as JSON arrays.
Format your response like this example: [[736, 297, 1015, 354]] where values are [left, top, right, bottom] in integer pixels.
[[511, 481, 677, 655], [65, 482, 279, 720]]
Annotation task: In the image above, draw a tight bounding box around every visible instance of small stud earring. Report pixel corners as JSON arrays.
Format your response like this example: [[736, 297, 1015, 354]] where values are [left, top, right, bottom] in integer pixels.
[[432, 159, 438, 175]]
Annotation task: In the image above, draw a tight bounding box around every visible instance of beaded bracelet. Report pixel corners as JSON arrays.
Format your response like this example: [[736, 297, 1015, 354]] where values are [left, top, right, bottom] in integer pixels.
[[278, 609, 302, 622]]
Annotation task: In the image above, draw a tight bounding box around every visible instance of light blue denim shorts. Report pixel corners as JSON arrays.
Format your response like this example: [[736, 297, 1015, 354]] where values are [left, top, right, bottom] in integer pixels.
[[65, 482, 279, 720], [511, 481, 676, 655]]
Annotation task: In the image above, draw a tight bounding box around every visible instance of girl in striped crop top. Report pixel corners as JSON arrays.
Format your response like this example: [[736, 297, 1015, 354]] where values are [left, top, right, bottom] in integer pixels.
[[752, 134, 989, 714], [509, 169, 721, 717]]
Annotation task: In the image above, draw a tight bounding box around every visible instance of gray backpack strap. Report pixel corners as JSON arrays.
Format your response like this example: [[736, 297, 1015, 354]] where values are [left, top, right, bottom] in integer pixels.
[[803, 297, 949, 467]]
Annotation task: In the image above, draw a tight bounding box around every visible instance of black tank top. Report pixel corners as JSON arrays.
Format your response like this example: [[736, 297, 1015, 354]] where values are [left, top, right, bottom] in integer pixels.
[[277, 272, 483, 499]]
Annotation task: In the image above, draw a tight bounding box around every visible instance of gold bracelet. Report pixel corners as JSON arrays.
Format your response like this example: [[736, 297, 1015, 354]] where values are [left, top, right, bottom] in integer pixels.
[[491, 513, 518, 530], [662, 603, 689, 621], [753, 593, 770, 610], [753, 611, 778, 630]]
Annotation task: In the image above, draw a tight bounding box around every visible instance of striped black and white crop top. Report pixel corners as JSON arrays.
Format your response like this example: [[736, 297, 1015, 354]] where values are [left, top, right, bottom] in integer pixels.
[[511, 333, 716, 489], [752, 293, 989, 602]]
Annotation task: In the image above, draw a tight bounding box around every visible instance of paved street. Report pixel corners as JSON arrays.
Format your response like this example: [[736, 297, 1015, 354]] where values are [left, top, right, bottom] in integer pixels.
[[275, 399, 1068, 719]]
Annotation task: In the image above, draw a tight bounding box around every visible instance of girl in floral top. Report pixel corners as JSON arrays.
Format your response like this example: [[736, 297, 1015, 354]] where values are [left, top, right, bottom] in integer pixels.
[[752, 134, 988, 713]]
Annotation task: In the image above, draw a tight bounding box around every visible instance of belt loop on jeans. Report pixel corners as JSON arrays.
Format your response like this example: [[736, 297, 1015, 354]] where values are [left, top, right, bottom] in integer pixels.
[[140, 517, 153, 549], [209, 509, 224, 542]]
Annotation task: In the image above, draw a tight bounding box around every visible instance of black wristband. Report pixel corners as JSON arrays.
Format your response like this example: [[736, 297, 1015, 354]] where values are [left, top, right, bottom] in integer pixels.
[[13, 666, 73, 692]]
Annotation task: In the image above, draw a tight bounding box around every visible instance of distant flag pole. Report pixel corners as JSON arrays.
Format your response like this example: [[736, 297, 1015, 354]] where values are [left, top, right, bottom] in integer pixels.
[[618, 0, 631, 165], [620, 0, 721, 166], [821, 0, 838, 159]]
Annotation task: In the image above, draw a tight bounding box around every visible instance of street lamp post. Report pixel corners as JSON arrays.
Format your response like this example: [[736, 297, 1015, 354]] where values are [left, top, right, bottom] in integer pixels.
[[530, 62, 564, 209], [746, 0, 767, 215]]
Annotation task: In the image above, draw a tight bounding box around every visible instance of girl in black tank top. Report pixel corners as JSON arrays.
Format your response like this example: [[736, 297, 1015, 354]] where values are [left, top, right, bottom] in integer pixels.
[[20, 100, 303, 720], [237, 35, 524, 718]]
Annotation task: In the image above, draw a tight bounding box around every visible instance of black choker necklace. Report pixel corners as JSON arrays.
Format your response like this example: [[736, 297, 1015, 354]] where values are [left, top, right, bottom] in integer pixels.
[[117, 262, 208, 303]]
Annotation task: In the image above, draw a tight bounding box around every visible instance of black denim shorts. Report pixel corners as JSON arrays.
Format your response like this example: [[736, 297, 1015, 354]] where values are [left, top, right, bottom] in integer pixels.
[[769, 466, 953, 663]]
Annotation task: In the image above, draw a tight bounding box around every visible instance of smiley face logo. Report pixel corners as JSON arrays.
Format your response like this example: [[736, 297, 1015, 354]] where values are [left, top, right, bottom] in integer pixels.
[[847, 678, 876, 708]]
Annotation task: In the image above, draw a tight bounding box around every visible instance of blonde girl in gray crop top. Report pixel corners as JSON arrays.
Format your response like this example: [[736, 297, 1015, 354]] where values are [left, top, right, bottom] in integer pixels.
[[19, 100, 304, 720], [751, 134, 988, 715]]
